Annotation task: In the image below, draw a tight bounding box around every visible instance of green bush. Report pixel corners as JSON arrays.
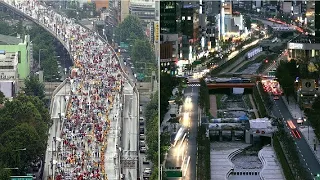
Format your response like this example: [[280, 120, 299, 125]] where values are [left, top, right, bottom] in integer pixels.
[[257, 82, 273, 110], [252, 85, 267, 117], [197, 125, 211, 180], [273, 135, 295, 180]]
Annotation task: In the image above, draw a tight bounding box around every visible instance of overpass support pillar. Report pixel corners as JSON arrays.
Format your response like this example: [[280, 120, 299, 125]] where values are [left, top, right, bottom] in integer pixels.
[[219, 130, 223, 141], [245, 130, 251, 144], [231, 130, 235, 141]]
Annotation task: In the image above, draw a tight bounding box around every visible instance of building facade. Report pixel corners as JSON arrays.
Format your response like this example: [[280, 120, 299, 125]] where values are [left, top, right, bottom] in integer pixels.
[[0, 34, 32, 80], [130, 0, 155, 26], [287, 35, 320, 62], [0, 51, 18, 98]]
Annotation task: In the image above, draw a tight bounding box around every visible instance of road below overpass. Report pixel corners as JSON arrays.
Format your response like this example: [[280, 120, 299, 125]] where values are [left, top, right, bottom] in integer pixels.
[[43, 83, 70, 179], [122, 81, 138, 179]]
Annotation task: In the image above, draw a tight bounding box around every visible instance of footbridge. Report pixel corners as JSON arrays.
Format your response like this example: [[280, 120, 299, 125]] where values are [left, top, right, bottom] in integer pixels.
[[207, 82, 255, 89]]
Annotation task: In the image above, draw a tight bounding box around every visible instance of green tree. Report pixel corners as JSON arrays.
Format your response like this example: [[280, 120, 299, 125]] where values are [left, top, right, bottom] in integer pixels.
[[160, 73, 179, 123], [276, 60, 297, 98], [0, 95, 50, 175], [0, 91, 4, 104], [28, 25, 60, 81], [244, 16, 252, 30], [144, 92, 159, 178], [0, 123, 42, 175], [131, 39, 155, 64], [305, 97, 320, 139], [23, 75, 45, 100], [16, 94, 51, 126], [116, 15, 145, 43], [0, 165, 11, 180], [0, 21, 13, 35], [15, 20, 25, 37]]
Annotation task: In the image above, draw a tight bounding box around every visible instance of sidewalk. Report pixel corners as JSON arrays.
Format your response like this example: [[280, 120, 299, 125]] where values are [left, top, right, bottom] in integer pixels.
[[281, 96, 320, 164], [160, 88, 182, 134], [259, 145, 285, 180], [160, 102, 181, 134], [281, 96, 304, 119]]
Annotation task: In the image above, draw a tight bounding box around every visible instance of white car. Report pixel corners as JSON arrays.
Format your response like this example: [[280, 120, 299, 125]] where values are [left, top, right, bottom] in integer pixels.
[[144, 168, 151, 173], [297, 118, 304, 125], [140, 146, 147, 153]]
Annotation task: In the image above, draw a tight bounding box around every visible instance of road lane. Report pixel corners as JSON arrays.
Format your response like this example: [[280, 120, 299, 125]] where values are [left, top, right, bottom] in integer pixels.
[[184, 85, 199, 180], [272, 98, 320, 176]]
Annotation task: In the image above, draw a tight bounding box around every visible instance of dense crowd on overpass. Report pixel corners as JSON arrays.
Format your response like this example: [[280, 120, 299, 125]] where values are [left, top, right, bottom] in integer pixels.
[[3, 0, 124, 179]]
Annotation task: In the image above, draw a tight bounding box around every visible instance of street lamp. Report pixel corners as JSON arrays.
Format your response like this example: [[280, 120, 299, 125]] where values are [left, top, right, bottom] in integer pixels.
[[38, 49, 47, 70], [304, 117, 309, 140], [3, 167, 18, 170], [12, 148, 26, 152], [12, 148, 26, 172]]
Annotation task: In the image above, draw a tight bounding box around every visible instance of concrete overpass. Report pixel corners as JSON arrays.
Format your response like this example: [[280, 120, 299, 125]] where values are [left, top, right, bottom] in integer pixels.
[[207, 83, 255, 89], [44, 82, 63, 97]]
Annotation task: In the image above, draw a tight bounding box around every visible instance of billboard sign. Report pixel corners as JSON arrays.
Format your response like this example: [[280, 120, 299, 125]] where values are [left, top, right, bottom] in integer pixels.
[[154, 21, 159, 43], [288, 43, 303, 50]]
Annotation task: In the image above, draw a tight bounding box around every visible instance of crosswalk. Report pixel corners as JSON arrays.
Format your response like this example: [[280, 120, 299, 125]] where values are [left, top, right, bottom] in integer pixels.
[[187, 83, 200, 87]]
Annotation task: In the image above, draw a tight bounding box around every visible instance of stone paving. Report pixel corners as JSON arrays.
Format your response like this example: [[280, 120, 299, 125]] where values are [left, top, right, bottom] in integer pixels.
[[259, 145, 286, 180]]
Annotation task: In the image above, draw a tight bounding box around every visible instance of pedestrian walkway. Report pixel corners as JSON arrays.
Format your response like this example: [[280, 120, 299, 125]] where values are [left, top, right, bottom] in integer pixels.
[[282, 96, 320, 166], [281, 96, 304, 119], [259, 145, 286, 180], [160, 88, 182, 133], [187, 83, 200, 87], [210, 142, 250, 180], [160, 102, 181, 134], [209, 95, 217, 118], [249, 94, 259, 118]]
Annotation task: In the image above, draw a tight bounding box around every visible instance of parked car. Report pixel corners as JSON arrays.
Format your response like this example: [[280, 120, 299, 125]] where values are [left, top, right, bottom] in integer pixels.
[[143, 157, 150, 164], [139, 134, 145, 140], [143, 168, 151, 177], [140, 141, 146, 147], [140, 127, 144, 134], [139, 117, 145, 126], [140, 146, 147, 153]]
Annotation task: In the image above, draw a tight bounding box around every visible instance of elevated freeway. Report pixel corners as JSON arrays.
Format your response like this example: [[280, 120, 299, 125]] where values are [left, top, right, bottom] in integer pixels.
[[0, 1, 139, 180]]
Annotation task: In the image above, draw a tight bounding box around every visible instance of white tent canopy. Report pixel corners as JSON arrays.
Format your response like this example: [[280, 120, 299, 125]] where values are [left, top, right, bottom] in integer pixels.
[[249, 118, 272, 129]]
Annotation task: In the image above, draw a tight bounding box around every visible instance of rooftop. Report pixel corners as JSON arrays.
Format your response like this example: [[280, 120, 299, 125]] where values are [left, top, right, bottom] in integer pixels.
[[289, 34, 320, 44], [0, 34, 22, 45]]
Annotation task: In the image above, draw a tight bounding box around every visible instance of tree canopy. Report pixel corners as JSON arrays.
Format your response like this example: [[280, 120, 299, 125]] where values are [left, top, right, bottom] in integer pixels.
[[0, 91, 4, 104], [131, 39, 155, 64], [23, 75, 45, 100], [244, 16, 252, 30], [116, 15, 145, 43], [160, 73, 180, 123], [305, 97, 320, 139], [144, 92, 158, 180], [0, 94, 50, 176], [28, 25, 61, 81], [275, 60, 297, 97]]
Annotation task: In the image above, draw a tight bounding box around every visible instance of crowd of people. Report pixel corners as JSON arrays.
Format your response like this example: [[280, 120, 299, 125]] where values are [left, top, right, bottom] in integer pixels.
[[5, 0, 124, 179]]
